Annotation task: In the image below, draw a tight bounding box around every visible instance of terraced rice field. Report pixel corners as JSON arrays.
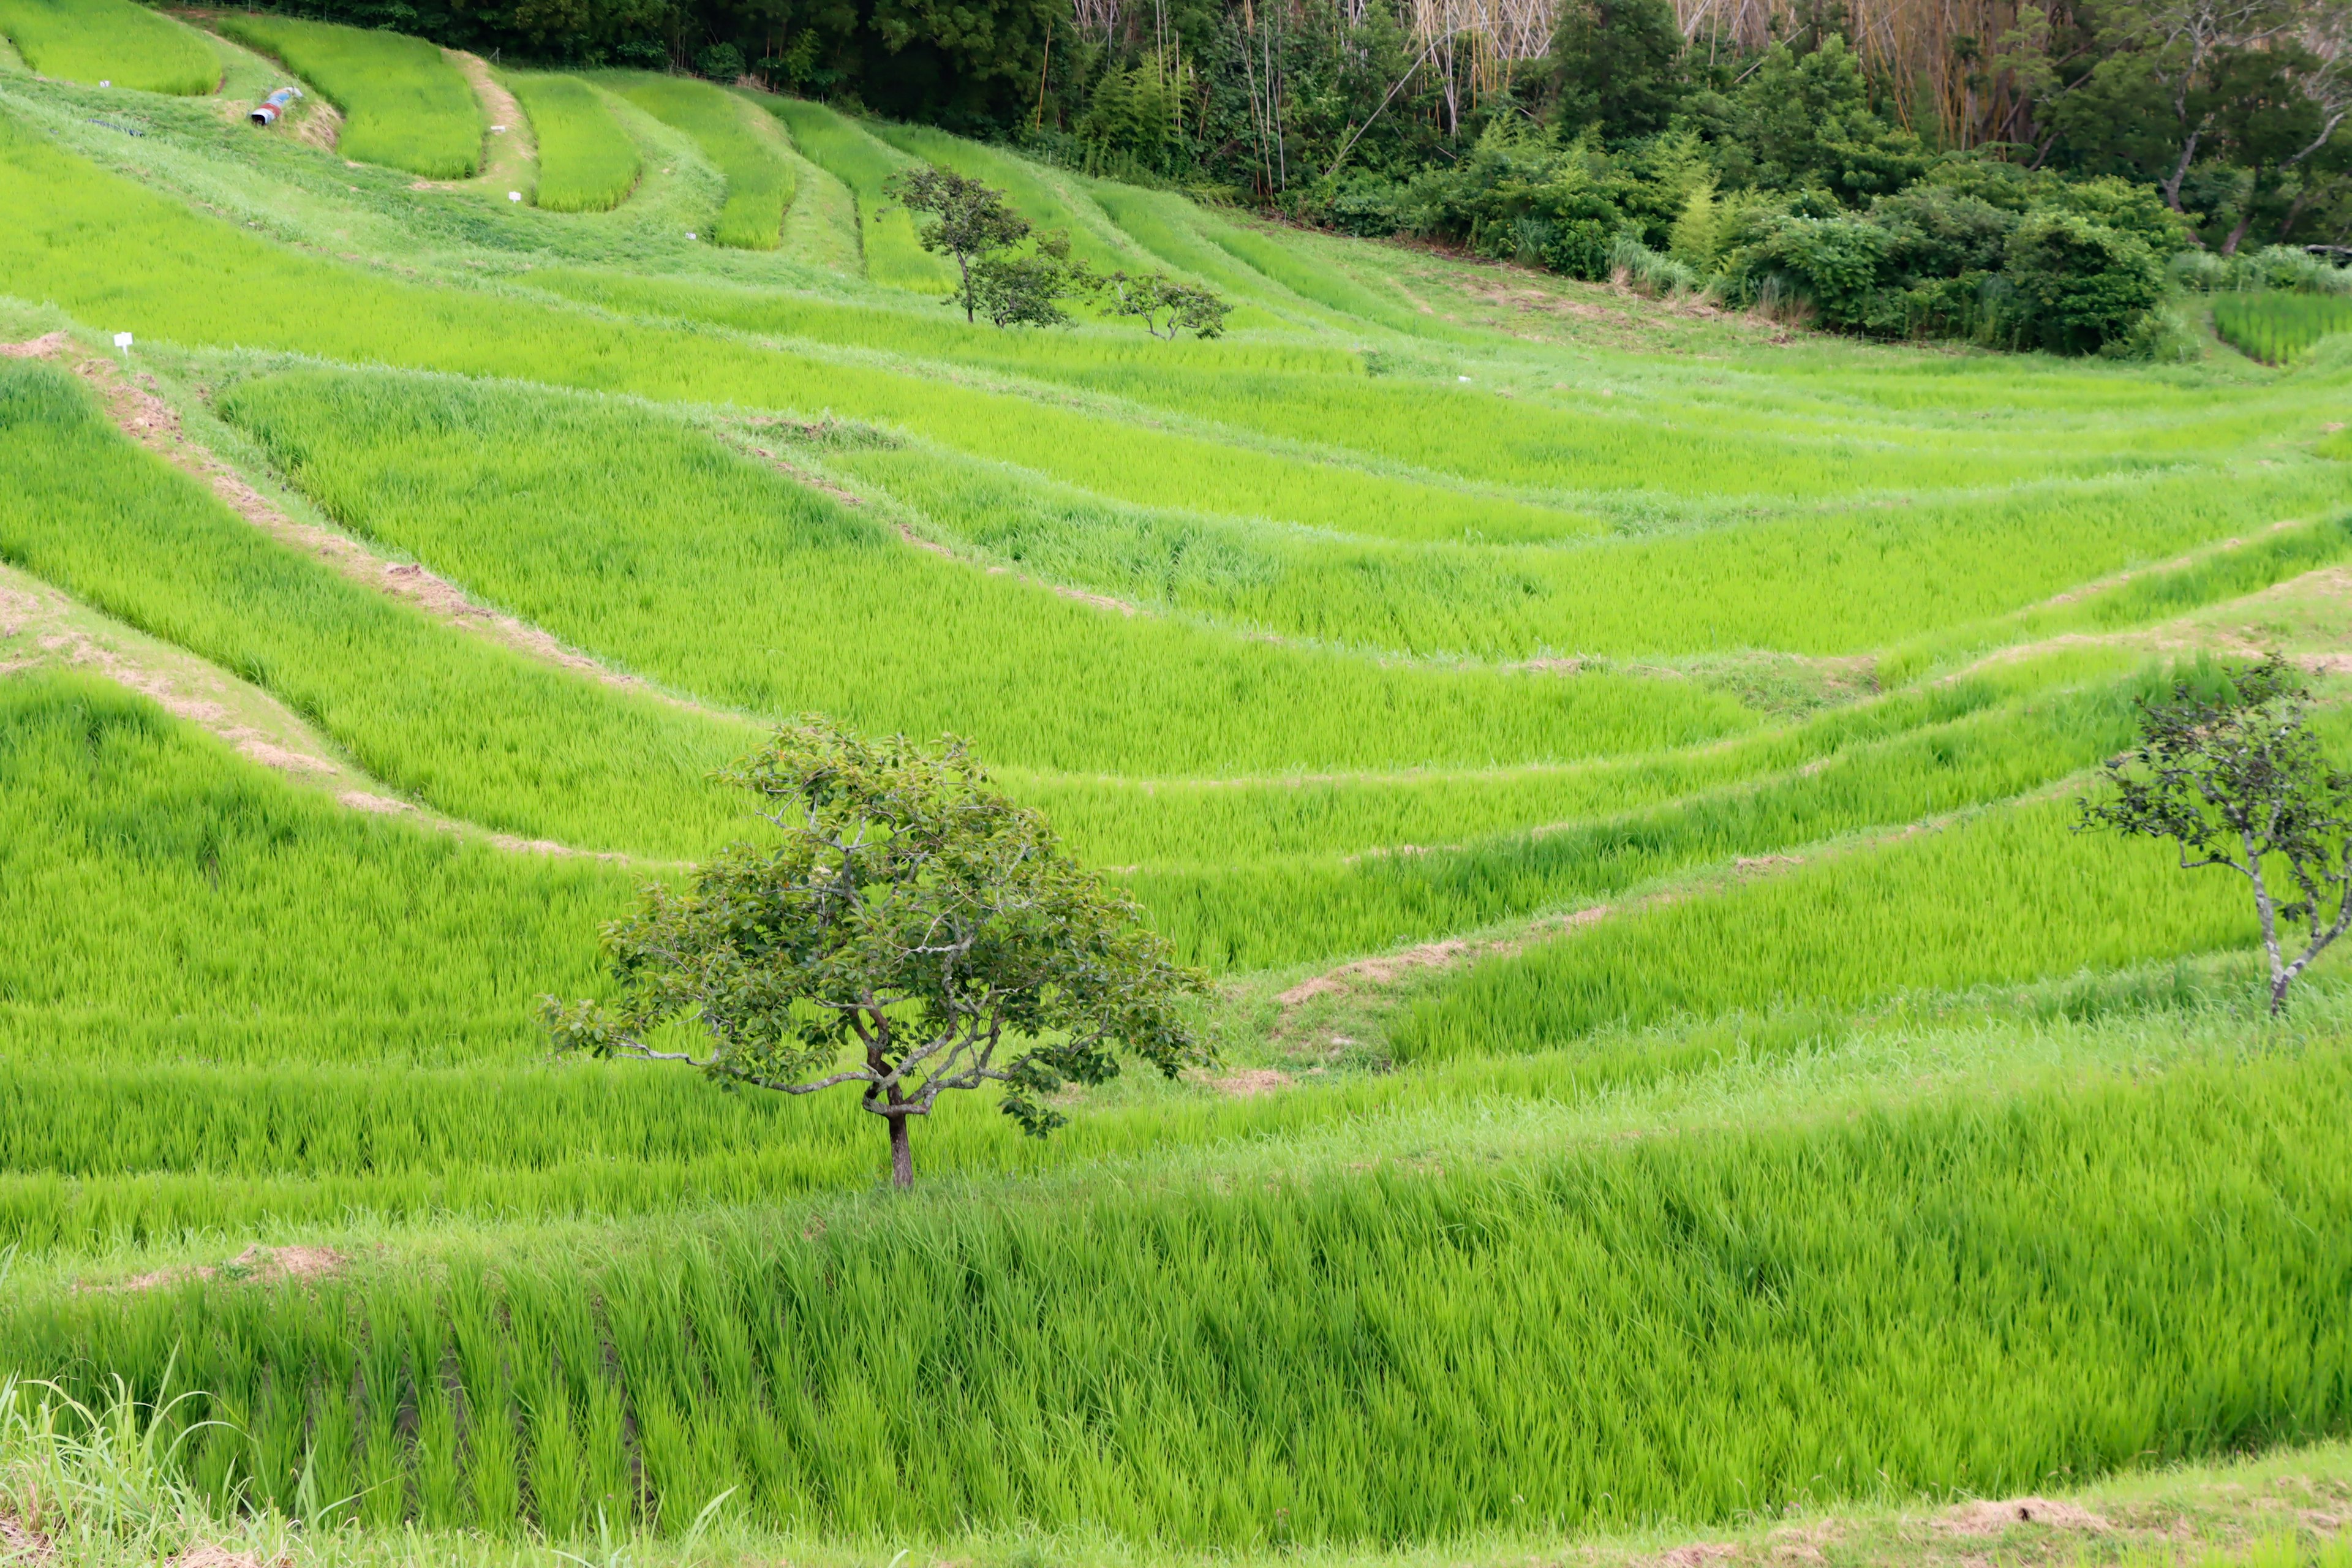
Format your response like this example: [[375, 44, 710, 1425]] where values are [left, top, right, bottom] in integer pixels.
[[2215, 290, 2352, 365], [3, 24, 2352, 1568], [212, 15, 483, 178], [0, 0, 216, 94], [504, 71, 638, 213], [606, 72, 795, 247]]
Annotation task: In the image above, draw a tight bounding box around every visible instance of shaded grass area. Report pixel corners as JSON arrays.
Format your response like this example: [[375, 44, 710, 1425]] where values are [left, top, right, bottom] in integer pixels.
[[0, 0, 215, 94], [211, 15, 480, 179], [502, 72, 636, 213]]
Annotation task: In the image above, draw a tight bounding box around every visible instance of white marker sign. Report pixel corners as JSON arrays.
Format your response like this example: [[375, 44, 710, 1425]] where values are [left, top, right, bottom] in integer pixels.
[[113, 332, 133, 350]]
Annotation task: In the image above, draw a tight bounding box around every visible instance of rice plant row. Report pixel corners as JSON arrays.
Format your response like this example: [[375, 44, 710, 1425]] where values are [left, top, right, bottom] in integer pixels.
[[0, 0, 217, 95], [2214, 292, 2352, 364], [502, 72, 637, 213], [752, 96, 956, 290], [211, 16, 483, 180], [15, 1046, 2352, 1542], [607, 73, 793, 248]]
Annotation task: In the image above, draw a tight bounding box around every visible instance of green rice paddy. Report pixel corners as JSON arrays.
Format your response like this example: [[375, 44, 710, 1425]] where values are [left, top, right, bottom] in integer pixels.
[[212, 15, 482, 178], [1, 24, 2351, 1564], [608, 72, 794, 248], [0, 0, 214, 94], [2215, 290, 2352, 364], [504, 71, 637, 213]]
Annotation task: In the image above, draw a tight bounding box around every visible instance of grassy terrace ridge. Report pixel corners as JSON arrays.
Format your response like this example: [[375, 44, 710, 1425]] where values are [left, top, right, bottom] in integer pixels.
[[4, 19, 2352, 1565]]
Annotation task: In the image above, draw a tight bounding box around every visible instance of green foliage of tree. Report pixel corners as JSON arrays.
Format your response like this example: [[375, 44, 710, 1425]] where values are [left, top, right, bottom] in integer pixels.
[[1550, 0, 1689, 143], [1101, 270, 1233, 337], [543, 721, 1210, 1188], [970, 232, 1091, 326], [2000, 205, 2168, 352], [886, 163, 1035, 323], [1688, 36, 1931, 203], [2081, 657, 2352, 1015]]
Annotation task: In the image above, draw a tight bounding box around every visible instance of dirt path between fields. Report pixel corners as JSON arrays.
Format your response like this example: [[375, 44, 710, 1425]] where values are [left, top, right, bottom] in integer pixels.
[[1, 339, 680, 861], [0, 563, 347, 781], [413, 50, 535, 197], [0, 561, 642, 861], [4, 335, 677, 701], [1267, 790, 2067, 1023]]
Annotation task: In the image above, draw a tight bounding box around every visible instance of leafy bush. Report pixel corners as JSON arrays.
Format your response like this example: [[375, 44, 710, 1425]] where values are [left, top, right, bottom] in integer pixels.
[[2001, 207, 2166, 354], [1708, 170, 2180, 352]]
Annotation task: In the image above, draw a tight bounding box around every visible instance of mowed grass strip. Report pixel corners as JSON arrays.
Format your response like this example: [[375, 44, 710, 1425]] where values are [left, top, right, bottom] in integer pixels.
[[503, 72, 636, 212], [0, 358, 754, 855], [212, 15, 482, 178], [0, 0, 216, 94], [19, 1041, 2352, 1540], [607, 72, 791, 248]]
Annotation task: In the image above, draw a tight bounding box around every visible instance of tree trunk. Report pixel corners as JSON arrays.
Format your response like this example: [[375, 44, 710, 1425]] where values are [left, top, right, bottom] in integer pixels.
[[2160, 127, 2203, 213], [888, 1112, 913, 1188]]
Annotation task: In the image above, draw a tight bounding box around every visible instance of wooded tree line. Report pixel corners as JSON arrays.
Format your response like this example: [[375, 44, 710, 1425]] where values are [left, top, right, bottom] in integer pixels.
[[239, 0, 2347, 252], [241, 0, 2345, 349]]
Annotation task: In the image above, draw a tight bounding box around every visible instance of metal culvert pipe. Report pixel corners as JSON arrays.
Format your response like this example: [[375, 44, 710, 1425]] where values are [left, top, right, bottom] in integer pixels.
[[250, 86, 303, 126]]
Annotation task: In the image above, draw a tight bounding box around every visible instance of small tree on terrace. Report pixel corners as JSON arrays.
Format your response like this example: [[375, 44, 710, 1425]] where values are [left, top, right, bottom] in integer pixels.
[[540, 721, 1212, 1189], [1102, 271, 1232, 339], [886, 164, 1033, 325], [970, 231, 1095, 328], [2079, 655, 2352, 1015]]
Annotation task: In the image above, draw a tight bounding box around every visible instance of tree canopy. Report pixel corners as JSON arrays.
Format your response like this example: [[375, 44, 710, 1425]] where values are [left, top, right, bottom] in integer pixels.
[[544, 720, 1211, 1187]]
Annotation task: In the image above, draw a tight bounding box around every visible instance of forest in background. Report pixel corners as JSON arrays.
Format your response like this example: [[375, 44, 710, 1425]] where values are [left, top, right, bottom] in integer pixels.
[[167, 0, 2351, 349]]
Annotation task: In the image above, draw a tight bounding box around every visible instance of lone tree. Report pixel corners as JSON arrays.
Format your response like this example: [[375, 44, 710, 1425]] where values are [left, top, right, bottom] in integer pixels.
[[1102, 271, 1232, 340], [970, 230, 1095, 329], [2080, 655, 2352, 1015], [541, 720, 1212, 1189], [885, 165, 1033, 325]]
